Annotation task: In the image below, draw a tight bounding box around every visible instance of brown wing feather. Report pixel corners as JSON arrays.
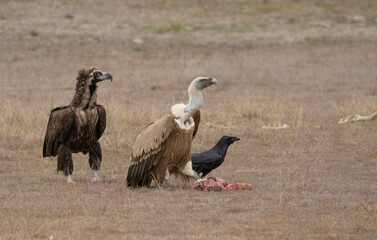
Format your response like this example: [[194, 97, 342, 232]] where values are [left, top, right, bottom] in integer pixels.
[[130, 114, 175, 164], [43, 106, 75, 157], [127, 114, 175, 186], [192, 110, 200, 139], [95, 104, 106, 139]]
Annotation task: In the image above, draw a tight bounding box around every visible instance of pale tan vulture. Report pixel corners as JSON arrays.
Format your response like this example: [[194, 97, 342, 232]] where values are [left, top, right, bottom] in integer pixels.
[[126, 77, 218, 187]]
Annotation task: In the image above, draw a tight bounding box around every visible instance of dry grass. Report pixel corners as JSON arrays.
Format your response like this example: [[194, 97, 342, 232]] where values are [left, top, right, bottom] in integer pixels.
[[1, 0, 377, 239]]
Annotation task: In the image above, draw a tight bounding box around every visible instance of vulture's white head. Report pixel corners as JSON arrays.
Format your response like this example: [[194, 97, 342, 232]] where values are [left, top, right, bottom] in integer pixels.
[[189, 77, 218, 90], [172, 77, 218, 127], [187, 76, 218, 112]]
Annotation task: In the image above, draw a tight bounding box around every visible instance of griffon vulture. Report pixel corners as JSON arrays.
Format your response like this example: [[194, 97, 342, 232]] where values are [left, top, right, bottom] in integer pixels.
[[43, 68, 112, 183], [126, 77, 218, 187], [192, 136, 240, 178]]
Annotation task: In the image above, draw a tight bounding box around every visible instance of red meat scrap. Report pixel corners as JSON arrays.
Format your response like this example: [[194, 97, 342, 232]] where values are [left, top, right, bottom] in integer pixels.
[[194, 178, 223, 191], [224, 183, 253, 191], [194, 177, 252, 192]]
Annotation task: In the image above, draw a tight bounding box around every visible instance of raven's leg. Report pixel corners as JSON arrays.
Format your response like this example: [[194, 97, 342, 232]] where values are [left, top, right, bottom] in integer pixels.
[[89, 141, 102, 182], [194, 166, 205, 178], [57, 144, 74, 183], [180, 161, 200, 180], [194, 167, 204, 178], [192, 165, 202, 177], [201, 170, 212, 178]]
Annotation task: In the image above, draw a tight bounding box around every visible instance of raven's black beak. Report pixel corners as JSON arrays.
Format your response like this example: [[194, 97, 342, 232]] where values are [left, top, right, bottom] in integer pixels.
[[97, 72, 113, 82], [232, 137, 240, 142]]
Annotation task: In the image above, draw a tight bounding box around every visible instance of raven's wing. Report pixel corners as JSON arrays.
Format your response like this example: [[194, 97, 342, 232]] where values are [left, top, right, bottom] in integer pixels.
[[95, 104, 106, 139], [191, 150, 222, 165], [127, 114, 175, 187], [43, 106, 75, 157]]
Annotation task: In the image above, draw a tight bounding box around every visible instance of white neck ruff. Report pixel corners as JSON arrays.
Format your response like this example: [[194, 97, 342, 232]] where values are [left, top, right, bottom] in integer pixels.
[[171, 103, 195, 130]]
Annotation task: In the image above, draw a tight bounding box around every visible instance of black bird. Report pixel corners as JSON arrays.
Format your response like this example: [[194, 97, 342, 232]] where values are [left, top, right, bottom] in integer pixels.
[[191, 136, 240, 178]]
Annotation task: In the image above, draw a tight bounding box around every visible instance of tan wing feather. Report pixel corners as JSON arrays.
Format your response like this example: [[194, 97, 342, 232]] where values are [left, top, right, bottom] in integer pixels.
[[127, 114, 176, 187], [130, 114, 175, 164]]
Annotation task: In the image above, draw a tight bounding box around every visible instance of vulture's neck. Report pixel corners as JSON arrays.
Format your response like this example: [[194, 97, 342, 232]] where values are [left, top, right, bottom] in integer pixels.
[[183, 85, 202, 121], [70, 80, 98, 110], [171, 84, 203, 125]]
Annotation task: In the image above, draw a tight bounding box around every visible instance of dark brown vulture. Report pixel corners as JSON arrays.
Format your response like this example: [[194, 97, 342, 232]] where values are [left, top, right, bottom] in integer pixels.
[[43, 68, 112, 183], [126, 77, 218, 188]]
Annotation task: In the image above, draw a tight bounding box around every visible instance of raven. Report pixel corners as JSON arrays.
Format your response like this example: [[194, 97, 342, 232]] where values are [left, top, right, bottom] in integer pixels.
[[192, 136, 240, 178]]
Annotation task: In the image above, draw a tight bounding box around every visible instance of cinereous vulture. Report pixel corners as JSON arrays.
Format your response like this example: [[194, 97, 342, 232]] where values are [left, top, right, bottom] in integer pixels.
[[126, 77, 218, 187], [43, 68, 112, 183]]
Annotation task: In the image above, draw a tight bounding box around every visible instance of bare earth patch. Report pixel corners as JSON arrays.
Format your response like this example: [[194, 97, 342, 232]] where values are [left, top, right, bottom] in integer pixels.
[[1, 0, 377, 239]]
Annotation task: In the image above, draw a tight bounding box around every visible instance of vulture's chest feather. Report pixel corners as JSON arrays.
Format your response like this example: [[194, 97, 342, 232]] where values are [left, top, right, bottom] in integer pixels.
[[170, 121, 194, 153], [73, 108, 98, 137]]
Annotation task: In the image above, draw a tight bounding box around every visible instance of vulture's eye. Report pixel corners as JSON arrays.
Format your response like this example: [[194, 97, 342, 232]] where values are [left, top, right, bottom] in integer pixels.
[[94, 72, 100, 77]]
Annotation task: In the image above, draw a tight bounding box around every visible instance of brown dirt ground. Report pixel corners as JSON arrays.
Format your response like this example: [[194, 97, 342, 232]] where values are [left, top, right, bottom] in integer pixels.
[[1, 0, 377, 239]]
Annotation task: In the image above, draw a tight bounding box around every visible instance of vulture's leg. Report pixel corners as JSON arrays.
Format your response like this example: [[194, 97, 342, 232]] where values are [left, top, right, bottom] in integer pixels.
[[89, 141, 102, 182], [57, 144, 75, 183], [164, 169, 171, 187], [180, 161, 201, 180], [67, 175, 75, 184]]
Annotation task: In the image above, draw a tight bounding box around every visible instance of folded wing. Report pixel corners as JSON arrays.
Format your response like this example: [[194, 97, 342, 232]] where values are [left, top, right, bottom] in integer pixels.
[[192, 150, 222, 165], [43, 106, 75, 157], [127, 114, 175, 186], [95, 104, 106, 139]]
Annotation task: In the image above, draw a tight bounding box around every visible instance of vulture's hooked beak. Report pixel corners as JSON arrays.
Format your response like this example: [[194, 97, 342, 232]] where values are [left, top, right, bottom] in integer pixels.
[[198, 77, 218, 89], [96, 72, 113, 83], [209, 78, 218, 85]]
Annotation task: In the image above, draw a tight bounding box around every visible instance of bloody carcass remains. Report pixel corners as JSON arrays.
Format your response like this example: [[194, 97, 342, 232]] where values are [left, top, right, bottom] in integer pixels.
[[194, 177, 252, 192]]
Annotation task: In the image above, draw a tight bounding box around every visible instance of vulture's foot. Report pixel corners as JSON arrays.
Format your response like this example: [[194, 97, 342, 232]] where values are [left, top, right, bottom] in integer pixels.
[[91, 171, 101, 182], [91, 176, 101, 182], [180, 161, 201, 180], [67, 175, 76, 184], [193, 173, 201, 180]]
